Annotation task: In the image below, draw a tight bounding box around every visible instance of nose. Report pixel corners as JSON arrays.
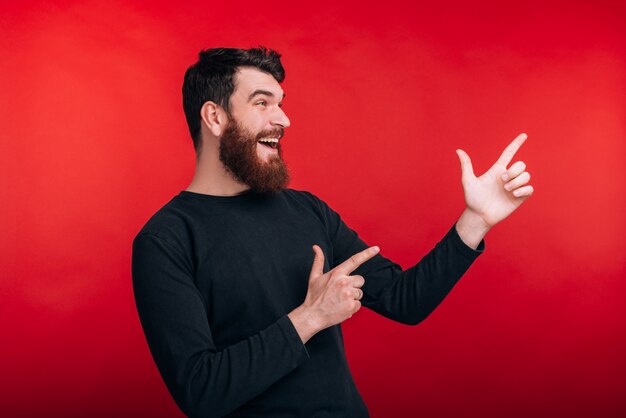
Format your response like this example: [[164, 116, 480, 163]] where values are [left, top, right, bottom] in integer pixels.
[[271, 106, 291, 129]]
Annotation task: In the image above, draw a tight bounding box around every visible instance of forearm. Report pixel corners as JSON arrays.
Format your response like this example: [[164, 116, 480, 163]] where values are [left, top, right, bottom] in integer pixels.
[[163, 316, 309, 417], [137, 302, 310, 417], [363, 224, 484, 325]]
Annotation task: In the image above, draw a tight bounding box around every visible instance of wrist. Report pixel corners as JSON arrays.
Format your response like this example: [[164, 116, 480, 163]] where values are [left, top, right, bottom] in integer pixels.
[[456, 208, 491, 250], [287, 305, 322, 344]]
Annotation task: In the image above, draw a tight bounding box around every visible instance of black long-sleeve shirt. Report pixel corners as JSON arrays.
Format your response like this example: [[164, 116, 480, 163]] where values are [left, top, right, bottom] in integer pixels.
[[132, 189, 484, 417]]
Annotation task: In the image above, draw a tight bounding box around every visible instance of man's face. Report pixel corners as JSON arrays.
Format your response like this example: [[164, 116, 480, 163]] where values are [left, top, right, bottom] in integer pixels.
[[218, 67, 291, 193]]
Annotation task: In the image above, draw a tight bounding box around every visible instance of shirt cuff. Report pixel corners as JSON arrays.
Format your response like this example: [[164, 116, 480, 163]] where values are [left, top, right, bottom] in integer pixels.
[[447, 223, 485, 258], [277, 315, 310, 364]]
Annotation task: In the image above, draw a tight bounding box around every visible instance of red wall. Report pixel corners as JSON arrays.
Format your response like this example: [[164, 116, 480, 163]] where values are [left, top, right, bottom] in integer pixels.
[[1, 1, 625, 416]]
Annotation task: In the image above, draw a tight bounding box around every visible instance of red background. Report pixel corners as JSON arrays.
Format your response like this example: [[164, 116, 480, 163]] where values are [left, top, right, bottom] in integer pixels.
[[1, 1, 625, 417]]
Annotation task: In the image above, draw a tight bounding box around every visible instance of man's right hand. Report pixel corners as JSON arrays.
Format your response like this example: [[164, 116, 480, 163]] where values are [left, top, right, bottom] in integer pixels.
[[288, 245, 380, 343]]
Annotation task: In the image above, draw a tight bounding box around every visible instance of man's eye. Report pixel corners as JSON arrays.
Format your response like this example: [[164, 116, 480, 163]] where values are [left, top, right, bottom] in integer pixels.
[[256, 100, 267, 107]]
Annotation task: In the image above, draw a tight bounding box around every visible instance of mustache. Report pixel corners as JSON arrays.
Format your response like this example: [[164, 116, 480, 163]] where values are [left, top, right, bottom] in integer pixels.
[[255, 128, 284, 141]]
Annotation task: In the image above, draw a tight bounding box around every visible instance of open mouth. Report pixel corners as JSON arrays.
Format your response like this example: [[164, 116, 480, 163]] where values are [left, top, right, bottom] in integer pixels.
[[257, 137, 279, 149]]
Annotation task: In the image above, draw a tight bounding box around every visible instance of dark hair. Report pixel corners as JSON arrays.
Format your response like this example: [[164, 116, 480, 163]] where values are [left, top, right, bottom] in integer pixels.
[[182, 47, 285, 151]]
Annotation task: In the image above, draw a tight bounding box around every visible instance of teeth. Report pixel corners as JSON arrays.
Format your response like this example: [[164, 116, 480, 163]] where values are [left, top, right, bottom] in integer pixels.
[[258, 137, 279, 143]]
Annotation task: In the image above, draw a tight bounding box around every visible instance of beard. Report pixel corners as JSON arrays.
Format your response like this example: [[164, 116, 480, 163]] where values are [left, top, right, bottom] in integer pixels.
[[218, 117, 290, 194]]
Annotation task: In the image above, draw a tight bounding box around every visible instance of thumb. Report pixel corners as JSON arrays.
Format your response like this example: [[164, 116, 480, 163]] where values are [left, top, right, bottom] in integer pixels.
[[309, 245, 325, 278], [456, 149, 475, 184]]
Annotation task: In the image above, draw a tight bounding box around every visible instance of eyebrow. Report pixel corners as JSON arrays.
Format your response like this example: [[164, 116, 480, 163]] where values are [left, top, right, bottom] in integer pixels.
[[247, 89, 286, 102]]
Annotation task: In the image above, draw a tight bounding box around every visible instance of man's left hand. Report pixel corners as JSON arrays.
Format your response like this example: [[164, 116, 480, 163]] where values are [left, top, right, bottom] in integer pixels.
[[454, 133, 534, 248]]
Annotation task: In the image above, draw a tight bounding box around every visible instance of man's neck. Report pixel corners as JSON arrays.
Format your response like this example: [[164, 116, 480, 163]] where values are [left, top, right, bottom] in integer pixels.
[[186, 149, 250, 197]]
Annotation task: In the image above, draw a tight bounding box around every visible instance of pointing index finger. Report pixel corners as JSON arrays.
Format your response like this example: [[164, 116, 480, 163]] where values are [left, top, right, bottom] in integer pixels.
[[496, 133, 527, 167], [334, 246, 380, 275]]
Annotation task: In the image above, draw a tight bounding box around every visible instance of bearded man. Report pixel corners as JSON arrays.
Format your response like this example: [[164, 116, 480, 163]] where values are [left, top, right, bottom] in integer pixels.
[[132, 47, 533, 418]]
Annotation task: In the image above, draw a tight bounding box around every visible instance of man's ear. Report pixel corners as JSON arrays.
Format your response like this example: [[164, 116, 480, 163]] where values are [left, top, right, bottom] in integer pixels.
[[200, 101, 228, 137]]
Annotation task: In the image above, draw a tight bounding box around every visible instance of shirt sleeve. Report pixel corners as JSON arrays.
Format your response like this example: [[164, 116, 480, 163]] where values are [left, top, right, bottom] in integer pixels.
[[310, 194, 484, 325], [131, 232, 309, 418]]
